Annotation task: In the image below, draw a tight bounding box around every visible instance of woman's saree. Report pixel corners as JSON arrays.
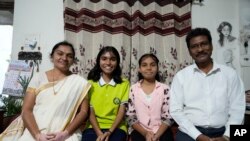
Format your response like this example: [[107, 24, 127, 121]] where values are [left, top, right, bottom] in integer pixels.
[[0, 74, 91, 141]]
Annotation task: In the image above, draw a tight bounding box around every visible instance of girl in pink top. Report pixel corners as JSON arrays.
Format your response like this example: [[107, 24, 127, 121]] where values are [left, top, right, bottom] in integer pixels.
[[126, 53, 173, 141]]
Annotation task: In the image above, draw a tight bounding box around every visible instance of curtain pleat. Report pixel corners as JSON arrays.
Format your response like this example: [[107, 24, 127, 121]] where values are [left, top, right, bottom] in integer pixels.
[[64, 0, 192, 85]]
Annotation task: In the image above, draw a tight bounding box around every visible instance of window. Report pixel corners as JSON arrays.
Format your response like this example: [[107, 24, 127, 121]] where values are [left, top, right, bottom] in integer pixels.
[[0, 25, 13, 96]]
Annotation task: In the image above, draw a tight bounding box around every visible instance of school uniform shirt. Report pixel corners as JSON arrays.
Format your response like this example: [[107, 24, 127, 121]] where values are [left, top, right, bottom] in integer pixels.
[[127, 80, 172, 134], [170, 62, 245, 139], [86, 77, 129, 132]]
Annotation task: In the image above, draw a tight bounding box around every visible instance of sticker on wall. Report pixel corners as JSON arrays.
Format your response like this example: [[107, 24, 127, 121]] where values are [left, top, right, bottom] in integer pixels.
[[17, 34, 42, 72], [24, 34, 40, 50]]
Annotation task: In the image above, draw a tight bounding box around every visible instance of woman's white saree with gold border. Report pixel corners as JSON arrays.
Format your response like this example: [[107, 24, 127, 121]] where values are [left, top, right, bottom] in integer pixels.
[[0, 73, 91, 141]]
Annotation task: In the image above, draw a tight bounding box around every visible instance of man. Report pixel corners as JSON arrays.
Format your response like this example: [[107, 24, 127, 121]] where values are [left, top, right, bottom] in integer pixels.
[[170, 28, 245, 141]]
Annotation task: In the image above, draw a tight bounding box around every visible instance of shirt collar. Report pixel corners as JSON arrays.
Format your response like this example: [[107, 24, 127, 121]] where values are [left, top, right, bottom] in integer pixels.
[[137, 80, 161, 89], [99, 76, 116, 86], [192, 61, 221, 75]]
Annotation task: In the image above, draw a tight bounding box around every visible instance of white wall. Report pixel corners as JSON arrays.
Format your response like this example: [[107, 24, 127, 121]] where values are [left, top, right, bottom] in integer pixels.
[[192, 0, 250, 90], [12, 0, 65, 72], [192, 0, 240, 70], [239, 0, 250, 91]]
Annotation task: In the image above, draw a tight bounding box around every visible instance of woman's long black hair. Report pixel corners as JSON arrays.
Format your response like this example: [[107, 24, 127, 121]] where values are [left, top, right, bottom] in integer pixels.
[[87, 46, 122, 83]]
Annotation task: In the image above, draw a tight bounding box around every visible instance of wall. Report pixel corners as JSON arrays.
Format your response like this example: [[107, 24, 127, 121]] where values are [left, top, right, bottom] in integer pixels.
[[11, 0, 64, 72], [239, 0, 250, 91], [192, 0, 240, 71], [192, 0, 250, 90], [11, 0, 250, 90]]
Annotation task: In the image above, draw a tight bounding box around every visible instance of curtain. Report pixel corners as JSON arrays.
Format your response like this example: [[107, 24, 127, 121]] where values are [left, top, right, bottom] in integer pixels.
[[64, 0, 192, 85]]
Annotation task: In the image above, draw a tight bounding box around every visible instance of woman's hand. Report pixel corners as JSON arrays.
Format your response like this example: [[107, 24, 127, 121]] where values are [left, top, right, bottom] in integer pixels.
[[96, 131, 111, 141], [96, 133, 104, 141], [152, 133, 160, 141], [145, 131, 154, 141], [48, 130, 69, 141], [35, 133, 55, 141]]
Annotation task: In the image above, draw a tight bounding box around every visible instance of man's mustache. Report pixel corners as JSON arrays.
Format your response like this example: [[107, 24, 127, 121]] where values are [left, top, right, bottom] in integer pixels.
[[196, 52, 207, 57]]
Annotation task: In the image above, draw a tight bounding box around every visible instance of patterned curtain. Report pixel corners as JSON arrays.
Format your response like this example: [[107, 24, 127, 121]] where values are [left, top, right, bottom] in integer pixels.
[[64, 0, 192, 85]]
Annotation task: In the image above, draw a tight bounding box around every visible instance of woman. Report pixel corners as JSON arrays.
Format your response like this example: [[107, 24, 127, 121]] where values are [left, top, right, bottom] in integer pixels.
[[82, 46, 129, 141], [126, 54, 173, 141], [217, 21, 236, 47], [0, 41, 91, 141]]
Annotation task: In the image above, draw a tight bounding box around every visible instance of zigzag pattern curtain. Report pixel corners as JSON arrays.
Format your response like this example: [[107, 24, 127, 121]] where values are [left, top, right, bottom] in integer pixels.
[[64, 0, 192, 85]]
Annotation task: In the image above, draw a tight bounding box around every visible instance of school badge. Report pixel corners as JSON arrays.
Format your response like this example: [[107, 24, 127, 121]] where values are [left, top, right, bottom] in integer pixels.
[[113, 97, 121, 105]]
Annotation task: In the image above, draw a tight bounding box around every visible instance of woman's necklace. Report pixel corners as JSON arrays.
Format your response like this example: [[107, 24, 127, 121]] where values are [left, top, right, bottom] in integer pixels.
[[52, 70, 68, 95]]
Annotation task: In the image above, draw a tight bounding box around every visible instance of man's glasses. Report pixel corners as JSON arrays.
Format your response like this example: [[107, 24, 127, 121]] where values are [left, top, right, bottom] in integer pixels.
[[189, 41, 210, 50]]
